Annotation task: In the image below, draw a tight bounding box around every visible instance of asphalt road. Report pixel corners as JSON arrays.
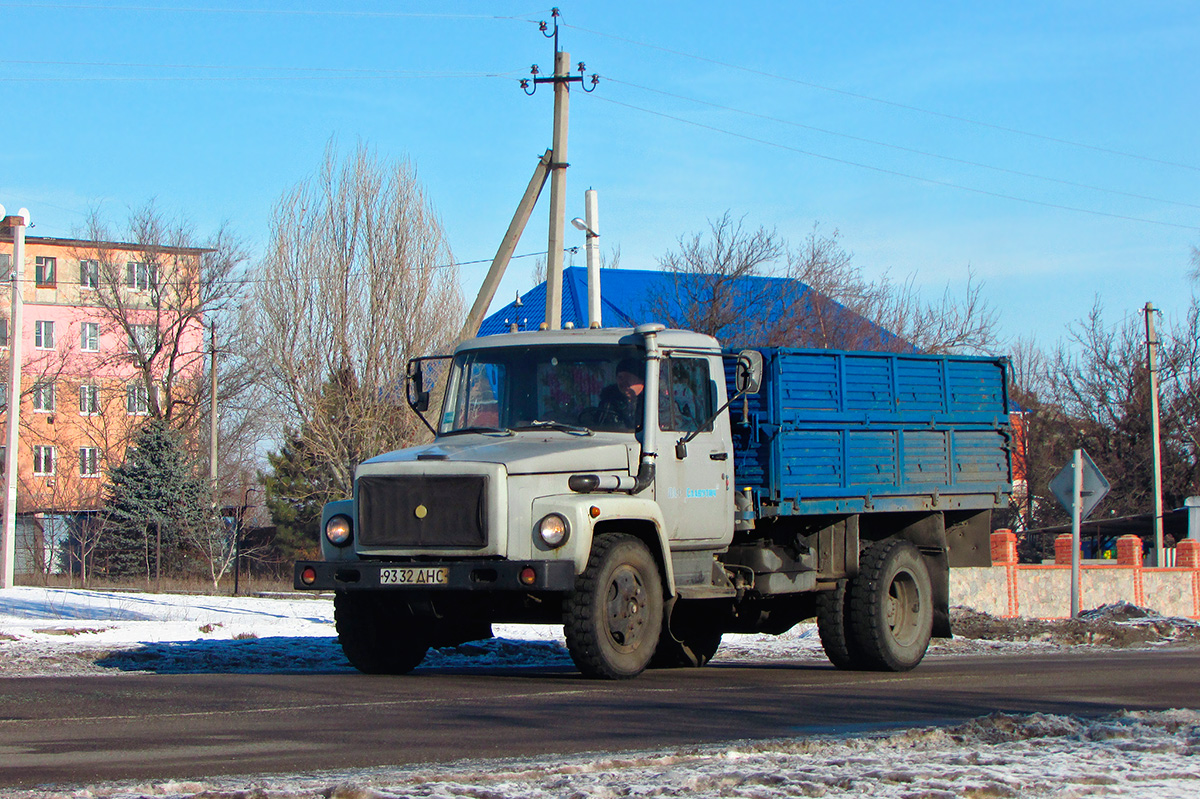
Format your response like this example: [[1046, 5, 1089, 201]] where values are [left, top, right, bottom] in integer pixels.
[[2, 649, 1199, 789]]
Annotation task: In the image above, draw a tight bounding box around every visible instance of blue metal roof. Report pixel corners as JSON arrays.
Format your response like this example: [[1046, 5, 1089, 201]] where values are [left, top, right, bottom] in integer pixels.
[[479, 266, 914, 352]]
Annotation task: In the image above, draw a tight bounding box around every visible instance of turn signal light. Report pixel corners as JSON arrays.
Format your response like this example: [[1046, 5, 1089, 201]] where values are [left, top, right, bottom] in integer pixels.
[[519, 566, 537, 586]]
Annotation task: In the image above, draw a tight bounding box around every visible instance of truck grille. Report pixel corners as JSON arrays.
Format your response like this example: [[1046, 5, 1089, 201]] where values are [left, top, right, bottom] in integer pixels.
[[357, 475, 488, 548]]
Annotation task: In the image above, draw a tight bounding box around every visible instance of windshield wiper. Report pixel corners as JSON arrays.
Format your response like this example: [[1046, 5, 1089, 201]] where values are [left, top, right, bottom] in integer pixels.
[[512, 420, 594, 436], [442, 426, 514, 437]]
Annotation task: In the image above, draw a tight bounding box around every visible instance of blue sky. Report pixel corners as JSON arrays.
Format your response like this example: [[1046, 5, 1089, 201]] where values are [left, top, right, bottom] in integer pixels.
[[1, 1, 1197, 348]]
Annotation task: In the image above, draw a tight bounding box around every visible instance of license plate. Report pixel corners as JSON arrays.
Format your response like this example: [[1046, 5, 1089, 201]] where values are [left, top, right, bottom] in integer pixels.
[[379, 567, 449, 586]]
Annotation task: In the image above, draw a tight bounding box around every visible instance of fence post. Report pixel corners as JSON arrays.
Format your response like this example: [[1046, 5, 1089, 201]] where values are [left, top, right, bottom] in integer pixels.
[[991, 529, 1017, 565], [1054, 534, 1074, 565]]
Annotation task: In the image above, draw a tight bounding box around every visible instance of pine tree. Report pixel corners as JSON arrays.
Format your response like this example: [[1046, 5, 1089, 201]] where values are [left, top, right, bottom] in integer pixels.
[[100, 420, 214, 582], [263, 431, 340, 560]]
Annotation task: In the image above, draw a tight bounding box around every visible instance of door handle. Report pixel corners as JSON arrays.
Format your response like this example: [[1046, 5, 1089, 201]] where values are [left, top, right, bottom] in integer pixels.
[[709, 451, 728, 461]]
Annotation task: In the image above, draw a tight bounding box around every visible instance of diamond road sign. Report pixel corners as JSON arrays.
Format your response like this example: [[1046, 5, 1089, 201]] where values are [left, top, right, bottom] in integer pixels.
[[1049, 449, 1111, 520]]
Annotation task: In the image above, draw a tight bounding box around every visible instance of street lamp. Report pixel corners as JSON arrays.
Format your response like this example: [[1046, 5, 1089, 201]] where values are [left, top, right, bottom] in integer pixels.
[[1, 205, 29, 590], [571, 189, 602, 329], [233, 486, 259, 595]]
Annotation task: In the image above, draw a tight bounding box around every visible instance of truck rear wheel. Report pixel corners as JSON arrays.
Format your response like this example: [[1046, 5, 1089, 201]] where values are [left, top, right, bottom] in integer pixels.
[[335, 593, 430, 675], [815, 580, 867, 670], [848, 540, 933, 671], [564, 533, 664, 679]]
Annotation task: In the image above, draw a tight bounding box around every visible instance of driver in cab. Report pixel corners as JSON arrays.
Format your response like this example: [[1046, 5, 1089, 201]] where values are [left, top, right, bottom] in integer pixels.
[[597, 358, 644, 429]]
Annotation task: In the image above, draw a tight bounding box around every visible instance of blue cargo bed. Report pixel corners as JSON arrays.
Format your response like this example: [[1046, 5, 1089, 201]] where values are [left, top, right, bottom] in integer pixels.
[[725, 348, 1012, 516]]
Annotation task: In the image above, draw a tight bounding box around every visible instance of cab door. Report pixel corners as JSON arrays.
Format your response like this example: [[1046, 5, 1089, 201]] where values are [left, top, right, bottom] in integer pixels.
[[653, 354, 733, 549]]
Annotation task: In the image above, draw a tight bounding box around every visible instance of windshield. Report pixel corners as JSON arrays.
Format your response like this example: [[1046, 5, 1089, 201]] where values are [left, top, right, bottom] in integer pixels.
[[440, 344, 645, 435]]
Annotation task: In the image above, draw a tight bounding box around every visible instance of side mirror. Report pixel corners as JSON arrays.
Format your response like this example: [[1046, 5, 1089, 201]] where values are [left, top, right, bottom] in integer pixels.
[[406, 359, 430, 413], [735, 349, 763, 395]]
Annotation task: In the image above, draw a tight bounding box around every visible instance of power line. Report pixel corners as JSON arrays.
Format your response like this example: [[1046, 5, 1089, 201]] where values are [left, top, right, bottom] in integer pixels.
[[2, 58, 524, 76], [605, 77, 1200, 213], [0, 251, 552, 290], [0, 59, 522, 83], [565, 21, 1200, 174], [2, 72, 518, 84], [593, 95, 1200, 233], [0, 3, 549, 21]]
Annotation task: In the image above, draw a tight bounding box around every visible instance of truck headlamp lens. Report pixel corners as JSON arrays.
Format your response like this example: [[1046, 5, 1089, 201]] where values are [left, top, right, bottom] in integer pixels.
[[325, 515, 352, 547], [536, 514, 570, 548]]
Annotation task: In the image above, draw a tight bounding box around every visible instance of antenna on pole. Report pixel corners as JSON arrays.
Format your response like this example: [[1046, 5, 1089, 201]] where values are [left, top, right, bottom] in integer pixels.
[[519, 8, 599, 331]]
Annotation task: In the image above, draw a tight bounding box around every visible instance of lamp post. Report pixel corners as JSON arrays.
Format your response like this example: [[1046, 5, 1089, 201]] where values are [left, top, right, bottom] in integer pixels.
[[1, 206, 29, 590], [571, 188, 601, 329], [233, 486, 258, 595]]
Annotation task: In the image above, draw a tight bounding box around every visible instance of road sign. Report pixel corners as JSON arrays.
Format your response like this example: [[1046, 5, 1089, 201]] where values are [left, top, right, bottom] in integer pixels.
[[1049, 449, 1111, 520]]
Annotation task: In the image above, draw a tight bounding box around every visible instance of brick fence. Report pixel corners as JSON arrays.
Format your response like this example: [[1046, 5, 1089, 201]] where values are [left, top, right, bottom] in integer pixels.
[[950, 530, 1200, 619]]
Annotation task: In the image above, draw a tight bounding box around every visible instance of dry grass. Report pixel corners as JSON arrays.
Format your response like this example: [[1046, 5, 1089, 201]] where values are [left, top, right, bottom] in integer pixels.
[[14, 573, 295, 596]]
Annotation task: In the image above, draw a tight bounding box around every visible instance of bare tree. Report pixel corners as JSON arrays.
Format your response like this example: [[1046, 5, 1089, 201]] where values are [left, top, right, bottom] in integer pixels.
[[649, 213, 786, 344], [652, 215, 1000, 353], [1045, 298, 1200, 519], [75, 203, 248, 427], [247, 141, 464, 500]]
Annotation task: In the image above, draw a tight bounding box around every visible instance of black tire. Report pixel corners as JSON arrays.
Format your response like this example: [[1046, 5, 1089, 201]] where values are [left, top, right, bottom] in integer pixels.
[[815, 579, 867, 670], [334, 593, 430, 675], [848, 540, 934, 672], [564, 534, 665, 679], [650, 626, 722, 668]]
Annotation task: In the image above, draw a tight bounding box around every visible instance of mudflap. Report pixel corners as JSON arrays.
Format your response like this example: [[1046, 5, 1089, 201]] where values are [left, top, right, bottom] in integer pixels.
[[928, 551, 952, 639]]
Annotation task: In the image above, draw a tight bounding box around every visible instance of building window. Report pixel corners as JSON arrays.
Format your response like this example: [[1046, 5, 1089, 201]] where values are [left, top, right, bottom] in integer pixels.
[[0, 445, 5, 473], [126, 261, 155, 291], [34, 320, 55, 349], [79, 447, 101, 477], [33, 445, 55, 476], [81, 321, 100, 352], [35, 256, 56, 288], [0, 254, 9, 273], [0, 318, 7, 348], [79, 384, 100, 415], [127, 384, 149, 415], [80, 259, 100, 289], [128, 324, 157, 353], [0, 382, 6, 409], [33, 381, 56, 412]]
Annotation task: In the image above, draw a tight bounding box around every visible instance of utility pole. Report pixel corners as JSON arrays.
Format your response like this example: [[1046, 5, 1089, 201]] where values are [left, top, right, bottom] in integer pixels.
[[522, 8, 597, 331], [1144, 301, 1164, 566], [460, 150, 552, 339], [1, 207, 28, 590], [209, 320, 218, 493], [544, 48, 570, 330]]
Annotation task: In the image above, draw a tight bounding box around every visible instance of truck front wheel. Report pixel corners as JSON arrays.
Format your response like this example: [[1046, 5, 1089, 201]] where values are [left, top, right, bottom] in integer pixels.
[[564, 533, 664, 679], [848, 540, 934, 671], [335, 593, 430, 675]]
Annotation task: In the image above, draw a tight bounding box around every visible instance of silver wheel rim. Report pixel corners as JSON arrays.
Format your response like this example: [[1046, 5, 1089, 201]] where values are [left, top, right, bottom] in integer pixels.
[[885, 569, 922, 648], [604, 564, 649, 651]]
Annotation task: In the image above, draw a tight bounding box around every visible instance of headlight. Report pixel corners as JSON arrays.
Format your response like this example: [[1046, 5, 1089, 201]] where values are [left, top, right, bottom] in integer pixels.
[[536, 513, 570, 548], [325, 515, 352, 547]]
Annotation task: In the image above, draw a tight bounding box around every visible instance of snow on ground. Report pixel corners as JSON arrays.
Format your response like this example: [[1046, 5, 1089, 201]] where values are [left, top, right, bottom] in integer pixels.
[[4, 709, 1199, 799], [4, 587, 1197, 678], [0, 586, 834, 677], [3, 588, 1200, 798]]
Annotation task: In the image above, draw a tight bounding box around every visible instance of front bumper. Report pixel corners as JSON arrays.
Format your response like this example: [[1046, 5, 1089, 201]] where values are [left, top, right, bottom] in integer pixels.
[[294, 558, 576, 592]]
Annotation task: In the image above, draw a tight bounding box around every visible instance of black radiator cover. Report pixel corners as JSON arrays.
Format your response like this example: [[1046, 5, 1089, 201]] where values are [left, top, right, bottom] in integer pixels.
[[357, 474, 488, 548]]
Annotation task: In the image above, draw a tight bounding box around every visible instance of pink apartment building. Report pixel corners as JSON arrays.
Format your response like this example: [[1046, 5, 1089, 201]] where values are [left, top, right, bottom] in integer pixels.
[[0, 226, 207, 571]]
